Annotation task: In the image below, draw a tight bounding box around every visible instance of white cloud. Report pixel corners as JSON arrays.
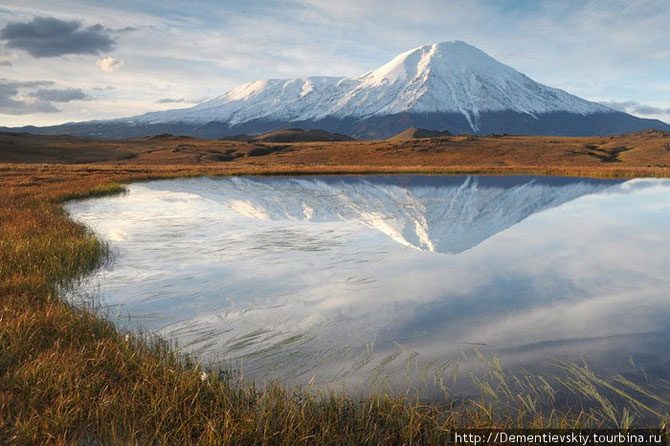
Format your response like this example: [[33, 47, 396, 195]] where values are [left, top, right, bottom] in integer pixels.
[[601, 100, 670, 116], [0, 79, 59, 115], [96, 56, 123, 72], [0, 51, 17, 66], [598, 100, 670, 124]]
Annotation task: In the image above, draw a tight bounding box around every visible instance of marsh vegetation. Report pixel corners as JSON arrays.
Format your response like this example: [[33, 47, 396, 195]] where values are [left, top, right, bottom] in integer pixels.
[[1, 153, 669, 443]]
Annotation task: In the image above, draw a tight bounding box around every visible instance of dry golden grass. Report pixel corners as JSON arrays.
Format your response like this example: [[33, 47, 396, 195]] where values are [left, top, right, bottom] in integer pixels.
[[2, 130, 670, 177], [1, 132, 670, 444]]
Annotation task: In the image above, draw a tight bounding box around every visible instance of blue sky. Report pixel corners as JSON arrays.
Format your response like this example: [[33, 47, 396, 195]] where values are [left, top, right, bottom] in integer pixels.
[[0, 0, 668, 126]]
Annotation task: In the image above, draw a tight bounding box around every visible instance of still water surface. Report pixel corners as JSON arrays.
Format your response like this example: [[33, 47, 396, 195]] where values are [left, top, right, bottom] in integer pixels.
[[65, 176, 670, 391]]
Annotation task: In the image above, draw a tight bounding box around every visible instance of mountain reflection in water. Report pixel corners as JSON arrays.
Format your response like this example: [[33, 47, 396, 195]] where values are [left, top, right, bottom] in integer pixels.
[[65, 176, 670, 392], [151, 175, 621, 254]]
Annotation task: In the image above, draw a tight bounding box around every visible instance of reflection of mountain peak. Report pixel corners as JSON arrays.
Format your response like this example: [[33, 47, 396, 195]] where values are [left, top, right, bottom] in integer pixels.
[[171, 176, 621, 254]]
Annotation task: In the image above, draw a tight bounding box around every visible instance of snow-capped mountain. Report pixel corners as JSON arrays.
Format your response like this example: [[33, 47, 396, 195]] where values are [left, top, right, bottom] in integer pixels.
[[153, 175, 621, 254], [130, 41, 608, 132], [8, 41, 669, 138]]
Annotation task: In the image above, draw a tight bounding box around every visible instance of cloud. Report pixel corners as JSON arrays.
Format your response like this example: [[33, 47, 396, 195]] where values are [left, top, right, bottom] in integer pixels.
[[114, 26, 137, 33], [0, 79, 59, 115], [0, 51, 16, 66], [156, 97, 187, 104], [33, 88, 90, 102], [0, 80, 93, 115], [156, 97, 204, 104], [0, 16, 116, 57], [0, 79, 54, 89], [602, 100, 670, 116], [96, 56, 123, 71]]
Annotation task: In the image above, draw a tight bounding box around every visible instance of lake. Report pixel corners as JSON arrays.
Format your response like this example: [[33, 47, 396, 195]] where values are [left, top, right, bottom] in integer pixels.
[[65, 175, 670, 395]]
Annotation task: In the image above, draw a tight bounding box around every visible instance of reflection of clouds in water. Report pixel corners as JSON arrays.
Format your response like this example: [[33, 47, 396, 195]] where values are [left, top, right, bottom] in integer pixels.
[[65, 176, 670, 388]]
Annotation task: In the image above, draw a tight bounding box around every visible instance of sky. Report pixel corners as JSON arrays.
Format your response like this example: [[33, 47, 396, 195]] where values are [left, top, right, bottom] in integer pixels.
[[0, 0, 668, 127]]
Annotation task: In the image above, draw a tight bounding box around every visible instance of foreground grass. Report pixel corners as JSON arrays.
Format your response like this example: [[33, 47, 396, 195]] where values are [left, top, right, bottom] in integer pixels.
[[0, 163, 668, 444]]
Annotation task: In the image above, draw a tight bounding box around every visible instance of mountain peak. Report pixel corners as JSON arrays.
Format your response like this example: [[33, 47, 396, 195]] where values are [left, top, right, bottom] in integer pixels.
[[87, 41, 669, 139], [403, 40, 482, 55], [349, 41, 609, 130], [423, 40, 489, 56], [361, 40, 502, 88], [428, 40, 500, 66]]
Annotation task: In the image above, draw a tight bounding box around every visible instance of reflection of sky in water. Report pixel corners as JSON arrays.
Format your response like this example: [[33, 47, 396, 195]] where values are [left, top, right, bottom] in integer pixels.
[[65, 176, 670, 390]]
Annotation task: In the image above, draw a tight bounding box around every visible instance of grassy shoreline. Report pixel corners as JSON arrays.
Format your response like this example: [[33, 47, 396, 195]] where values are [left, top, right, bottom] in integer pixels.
[[3, 161, 670, 179], [1, 163, 669, 444]]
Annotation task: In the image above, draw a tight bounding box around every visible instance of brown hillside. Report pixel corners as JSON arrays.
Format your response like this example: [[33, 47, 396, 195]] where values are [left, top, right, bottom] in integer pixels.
[[388, 127, 453, 140], [253, 128, 355, 143]]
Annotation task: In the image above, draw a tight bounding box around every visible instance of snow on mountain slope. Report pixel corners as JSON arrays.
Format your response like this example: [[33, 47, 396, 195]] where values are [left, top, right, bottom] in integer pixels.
[[126, 41, 611, 132], [152, 176, 620, 254]]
